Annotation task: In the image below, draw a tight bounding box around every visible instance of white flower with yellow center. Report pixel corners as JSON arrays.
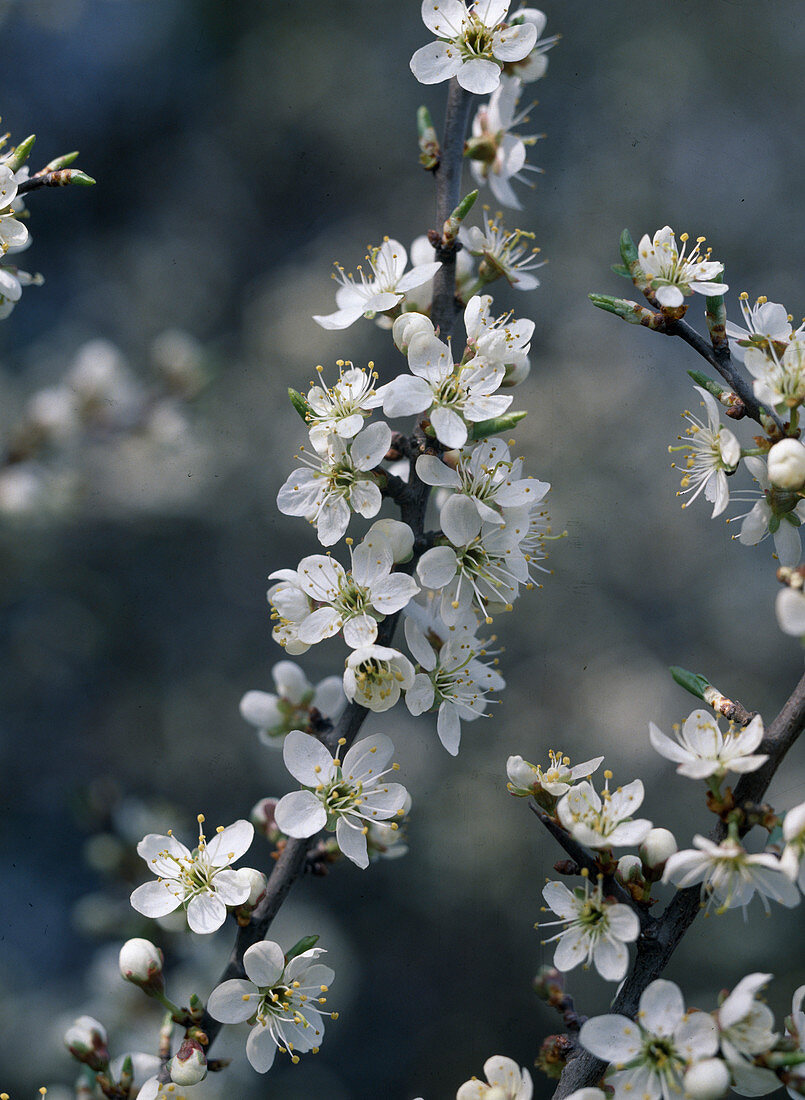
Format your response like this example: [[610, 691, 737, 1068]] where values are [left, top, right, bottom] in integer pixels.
[[456, 1054, 533, 1100], [669, 386, 740, 517], [207, 940, 335, 1072], [294, 530, 419, 649], [410, 1, 537, 96], [506, 749, 604, 800], [539, 874, 640, 981], [637, 226, 727, 309], [0, 165, 29, 256], [461, 208, 543, 290], [732, 456, 805, 567], [304, 361, 383, 453], [276, 421, 392, 546], [313, 237, 441, 331], [726, 293, 798, 363], [467, 76, 542, 210], [274, 730, 409, 868], [649, 708, 767, 780], [579, 979, 719, 1100], [557, 774, 652, 850], [343, 644, 416, 712], [463, 294, 534, 384], [240, 660, 345, 747], [744, 338, 805, 413], [662, 835, 799, 913], [130, 816, 254, 934]]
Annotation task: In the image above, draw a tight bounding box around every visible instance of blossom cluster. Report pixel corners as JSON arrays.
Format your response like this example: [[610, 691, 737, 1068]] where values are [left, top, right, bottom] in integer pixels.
[[579, 975, 805, 1100]]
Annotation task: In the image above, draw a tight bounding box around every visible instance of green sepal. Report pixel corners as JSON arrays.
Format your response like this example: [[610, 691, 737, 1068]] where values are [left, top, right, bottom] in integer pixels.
[[769, 514, 781, 534], [611, 263, 631, 278], [619, 228, 639, 270], [117, 1054, 134, 1090], [42, 150, 79, 172], [670, 665, 710, 701], [288, 387, 312, 422], [6, 133, 35, 171], [687, 369, 727, 399], [469, 409, 527, 440], [285, 934, 320, 963]]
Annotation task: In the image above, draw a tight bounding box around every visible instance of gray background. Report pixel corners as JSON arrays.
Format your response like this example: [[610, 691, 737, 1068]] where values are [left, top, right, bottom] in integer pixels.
[[1, 1, 804, 1096]]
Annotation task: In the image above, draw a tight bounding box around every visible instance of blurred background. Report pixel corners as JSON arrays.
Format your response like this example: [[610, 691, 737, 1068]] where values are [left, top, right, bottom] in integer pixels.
[[1, 1, 804, 1096]]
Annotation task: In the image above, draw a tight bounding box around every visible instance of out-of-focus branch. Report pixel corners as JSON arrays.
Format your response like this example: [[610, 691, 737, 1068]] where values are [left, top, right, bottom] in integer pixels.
[[550, 667, 805, 1099]]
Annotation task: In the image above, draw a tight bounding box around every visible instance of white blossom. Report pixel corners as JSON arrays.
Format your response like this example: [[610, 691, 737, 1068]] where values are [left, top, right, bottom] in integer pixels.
[[460, 208, 543, 290], [733, 456, 805, 567], [416, 438, 547, 528], [343, 644, 415, 712], [0, 165, 29, 255], [744, 339, 805, 414], [0, 264, 41, 319], [130, 816, 254, 934], [463, 294, 534, 385], [274, 730, 409, 868], [579, 979, 719, 1100], [506, 749, 604, 799], [403, 614, 504, 755], [313, 237, 440, 330], [670, 387, 740, 517], [380, 330, 512, 449], [780, 801, 805, 892], [467, 76, 542, 209], [776, 586, 805, 638], [304, 360, 383, 452], [539, 876, 639, 981], [240, 660, 345, 746], [410, 1, 537, 96], [717, 972, 780, 1096], [648, 708, 768, 780], [267, 570, 315, 654], [294, 530, 419, 648], [276, 421, 392, 546], [504, 7, 559, 82], [683, 1059, 731, 1100], [636, 227, 727, 309], [456, 1054, 533, 1100], [726, 294, 798, 363], [207, 940, 334, 1072], [662, 835, 800, 913], [767, 438, 805, 491], [557, 776, 652, 849]]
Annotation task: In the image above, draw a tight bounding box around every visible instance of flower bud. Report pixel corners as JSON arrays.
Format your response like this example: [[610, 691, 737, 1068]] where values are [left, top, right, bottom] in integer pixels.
[[506, 754, 537, 795], [119, 938, 165, 994], [616, 854, 643, 885], [64, 1015, 109, 1071], [392, 312, 434, 355], [169, 1039, 207, 1085], [639, 828, 677, 872], [251, 796, 280, 842], [683, 1057, 730, 1100], [237, 867, 268, 908], [768, 438, 805, 490]]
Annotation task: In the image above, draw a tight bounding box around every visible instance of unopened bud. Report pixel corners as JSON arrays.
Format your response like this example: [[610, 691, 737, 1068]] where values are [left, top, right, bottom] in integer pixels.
[[768, 439, 805, 491], [170, 1039, 207, 1085], [683, 1058, 730, 1100], [616, 854, 644, 885], [119, 938, 165, 993], [392, 312, 434, 355], [250, 797, 280, 842], [506, 754, 537, 794], [640, 828, 677, 874], [64, 1015, 109, 1071], [237, 867, 268, 908]]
